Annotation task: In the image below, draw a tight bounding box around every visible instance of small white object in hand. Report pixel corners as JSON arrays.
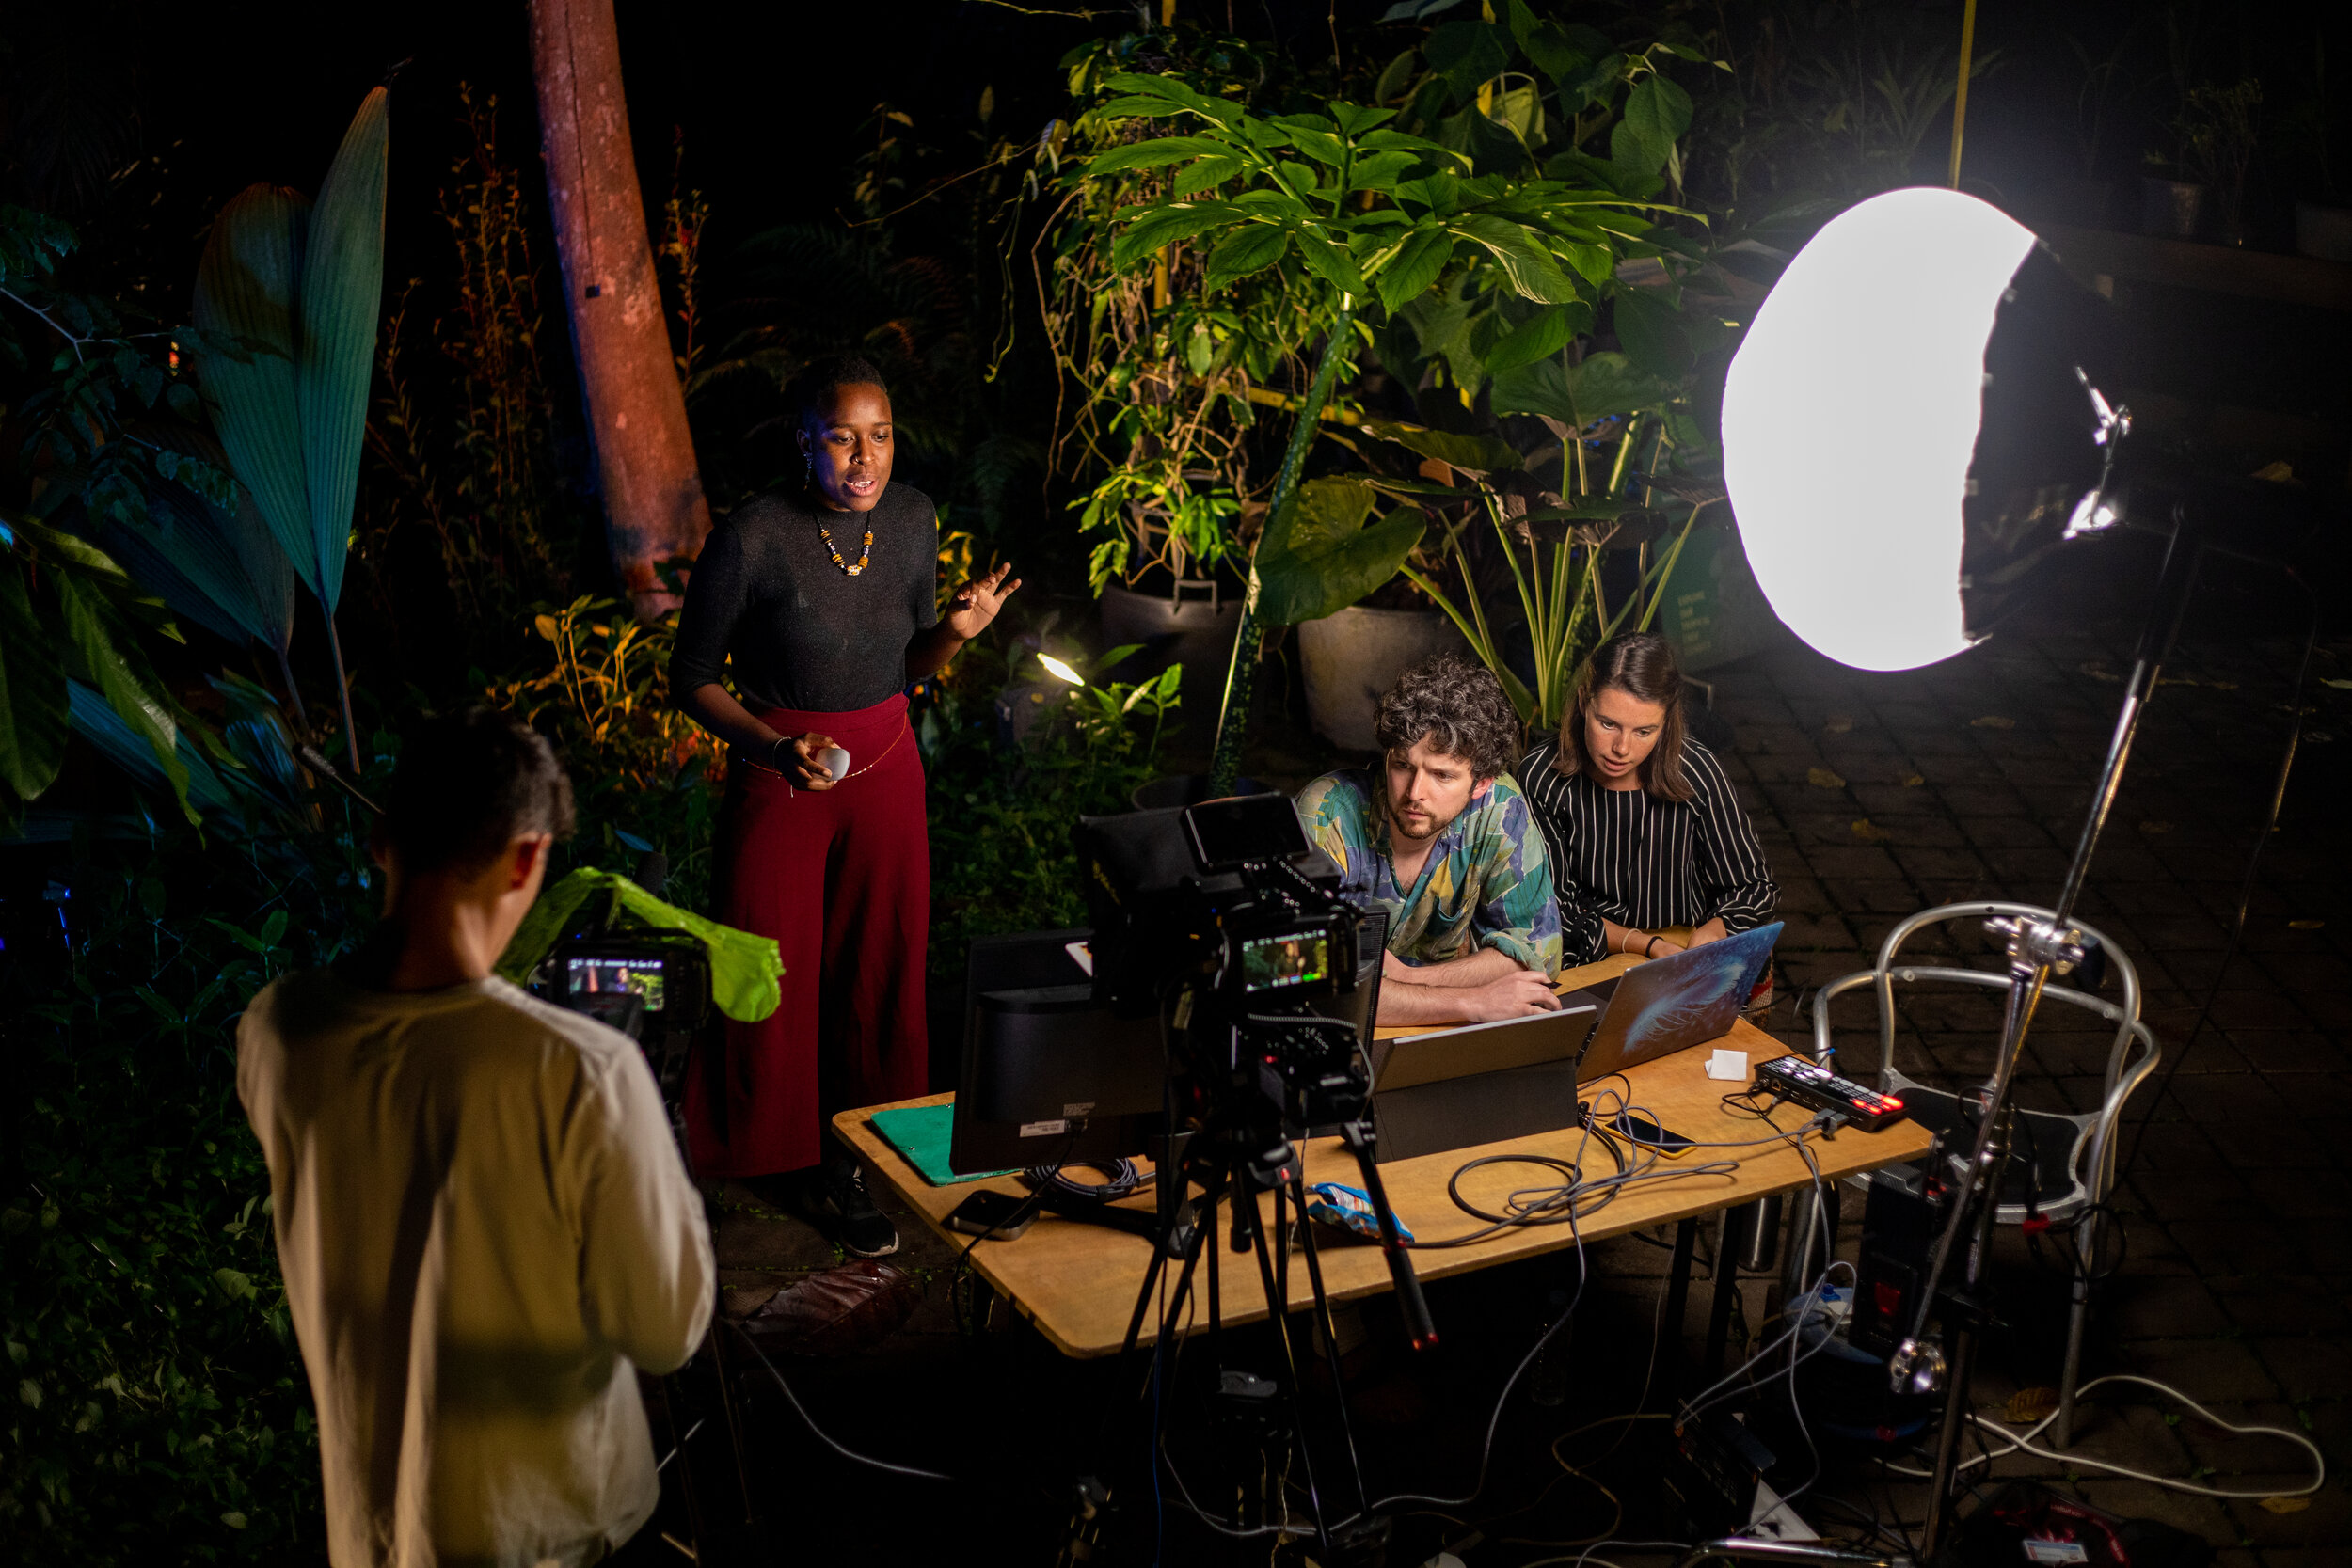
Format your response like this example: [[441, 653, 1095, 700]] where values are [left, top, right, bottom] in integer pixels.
[[817, 746, 850, 781], [1705, 1048, 1749, 1082]]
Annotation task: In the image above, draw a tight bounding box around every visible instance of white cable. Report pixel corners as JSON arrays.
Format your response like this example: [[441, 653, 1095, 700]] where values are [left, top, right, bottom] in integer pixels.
[[1947, 1374, 2326, 1499]]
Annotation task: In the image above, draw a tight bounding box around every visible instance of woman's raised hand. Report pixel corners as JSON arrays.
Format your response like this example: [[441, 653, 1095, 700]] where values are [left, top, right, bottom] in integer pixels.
[[945, 562, 1022, 641]]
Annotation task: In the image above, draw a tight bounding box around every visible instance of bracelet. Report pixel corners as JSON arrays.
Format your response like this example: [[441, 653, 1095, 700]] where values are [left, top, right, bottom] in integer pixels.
[[1645, 935, 1661, 958], [770, 735, 794, 774]]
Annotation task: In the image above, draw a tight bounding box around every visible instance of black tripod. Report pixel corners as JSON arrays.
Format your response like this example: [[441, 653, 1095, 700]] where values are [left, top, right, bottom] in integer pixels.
[[1090, 1099, 1429, 1567]]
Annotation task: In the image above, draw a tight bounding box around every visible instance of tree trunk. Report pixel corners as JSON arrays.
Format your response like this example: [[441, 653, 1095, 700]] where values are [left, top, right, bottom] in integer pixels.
[[528, 0, 711, 617]]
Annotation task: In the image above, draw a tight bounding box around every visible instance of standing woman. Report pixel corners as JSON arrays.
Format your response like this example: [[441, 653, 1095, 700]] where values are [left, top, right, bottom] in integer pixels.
[[671, 356, 1018, 1256], [1520, 633, 1776, 971]]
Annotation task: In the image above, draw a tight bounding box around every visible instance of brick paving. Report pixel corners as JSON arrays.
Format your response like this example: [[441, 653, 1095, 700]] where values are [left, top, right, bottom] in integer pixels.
[[691, 562, 2352, 1564]]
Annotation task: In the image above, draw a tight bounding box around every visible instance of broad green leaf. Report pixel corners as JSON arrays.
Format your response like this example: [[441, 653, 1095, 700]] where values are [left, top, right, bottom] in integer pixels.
[[1377, 228, 1455, 313], [1203, 224, 1290, 292], [1270, 117, 1347, 168], [96, 425, 296, 657], [0, 565, 70, 801], [190, 185, 314, 598], [1424, 20, 1513, 105], [1490, 350, 1672, 429], [298, 86, 389, 614], [55, 576, 193, 820], [66, 679, 235, 818], [1394, 169, 1463, 215], [1612, 286, 1695, 375], [1483, 307, 1576, 374], [1175, 157, 1248, 198], [1255, 478, 1428, 626], [1112, 201, 1246, 271], [1347, 150, 1426, 195], [1624, 74, 1694, 151], [1088, 135, 1235, 175], [1360, 420, 1523, 477], [1556, 49, 1627, 113], [1287, 226, 1367, 298], [1453, 214, 1581, 304], [1331, 103, 1399, 137], [1101, 73, 1240, 128]]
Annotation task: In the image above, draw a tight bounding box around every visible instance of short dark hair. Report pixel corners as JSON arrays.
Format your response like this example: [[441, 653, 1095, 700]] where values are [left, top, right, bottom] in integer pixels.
[[381, 708, 577, 875], [1555, 632, 1693, 803], [786, 353, 891, 435], [1374, 652, 1522, 779]]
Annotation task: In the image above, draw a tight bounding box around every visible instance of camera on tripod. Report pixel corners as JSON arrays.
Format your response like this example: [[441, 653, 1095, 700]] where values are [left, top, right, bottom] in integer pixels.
[[1078, 794, 1376, 1138]]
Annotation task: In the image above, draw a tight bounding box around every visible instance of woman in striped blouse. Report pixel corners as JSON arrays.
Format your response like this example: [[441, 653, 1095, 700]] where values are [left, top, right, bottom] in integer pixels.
[[1520, 633, 1777, 966]]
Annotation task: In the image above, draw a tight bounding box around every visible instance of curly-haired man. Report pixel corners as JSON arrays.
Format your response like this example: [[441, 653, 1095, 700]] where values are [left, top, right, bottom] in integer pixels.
[[1294, 653, 1564, 1024]]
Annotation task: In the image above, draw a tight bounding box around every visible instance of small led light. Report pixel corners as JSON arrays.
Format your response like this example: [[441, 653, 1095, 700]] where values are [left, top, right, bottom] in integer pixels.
[[1038, 654, 1085, 685]]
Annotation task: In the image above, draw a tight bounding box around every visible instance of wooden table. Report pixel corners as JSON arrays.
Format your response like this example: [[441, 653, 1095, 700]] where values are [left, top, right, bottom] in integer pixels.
[[835, 954, 1931, 1360]]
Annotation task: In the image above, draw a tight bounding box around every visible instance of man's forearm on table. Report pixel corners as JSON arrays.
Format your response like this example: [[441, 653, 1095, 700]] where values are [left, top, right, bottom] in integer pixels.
[[1396, 946, 1525, 988]]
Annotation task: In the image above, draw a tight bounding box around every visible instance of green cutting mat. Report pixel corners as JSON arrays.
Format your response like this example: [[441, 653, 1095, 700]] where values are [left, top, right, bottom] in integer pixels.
[[867, 1102, 1013, 1186]]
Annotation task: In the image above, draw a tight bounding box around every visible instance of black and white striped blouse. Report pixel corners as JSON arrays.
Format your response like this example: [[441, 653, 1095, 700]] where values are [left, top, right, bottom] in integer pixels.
[[1518, 735, 1777, 965]]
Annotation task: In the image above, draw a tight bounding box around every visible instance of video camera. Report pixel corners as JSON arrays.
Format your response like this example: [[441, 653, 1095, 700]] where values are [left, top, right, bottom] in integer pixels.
[[1075, 793, 1375, 1136]]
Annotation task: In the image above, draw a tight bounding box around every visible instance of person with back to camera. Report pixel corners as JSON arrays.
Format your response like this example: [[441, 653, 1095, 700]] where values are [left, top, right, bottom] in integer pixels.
[[1520, 632, 1777, 989], [1294, 652, 1565, 1025], [237, 709, 714, 1568], [670, 354, 1019, 1258]]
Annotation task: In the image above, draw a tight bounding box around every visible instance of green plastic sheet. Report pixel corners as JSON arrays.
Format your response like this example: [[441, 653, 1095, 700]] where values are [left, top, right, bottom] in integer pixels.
[[496, 867, 784, 1023]]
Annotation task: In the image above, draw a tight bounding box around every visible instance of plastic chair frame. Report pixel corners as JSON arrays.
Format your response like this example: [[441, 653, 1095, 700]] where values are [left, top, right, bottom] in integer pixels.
[[1808, 900, 2161, 1227]]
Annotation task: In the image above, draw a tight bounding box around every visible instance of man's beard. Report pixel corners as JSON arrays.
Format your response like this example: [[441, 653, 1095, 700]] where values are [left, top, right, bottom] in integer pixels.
[[1387, 793, 1462, 848]]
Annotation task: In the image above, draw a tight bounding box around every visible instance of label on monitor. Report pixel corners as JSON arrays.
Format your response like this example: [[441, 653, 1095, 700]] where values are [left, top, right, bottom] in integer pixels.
[[1019, 1119, 1069, 1138], [2023, 1543, 2090, 1565]]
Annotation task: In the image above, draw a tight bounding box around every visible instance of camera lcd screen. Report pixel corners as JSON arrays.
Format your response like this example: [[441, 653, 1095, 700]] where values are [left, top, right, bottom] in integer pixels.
[[568, 956, 666, 1012], [1242, 931, 1328, 992], [1184, 794, 1311, 872]]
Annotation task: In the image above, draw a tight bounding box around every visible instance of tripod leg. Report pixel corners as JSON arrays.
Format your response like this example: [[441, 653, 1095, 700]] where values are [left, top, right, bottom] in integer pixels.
[[1295, 1212, 1371, 1515], [1247, 1187, 1333, 1564]]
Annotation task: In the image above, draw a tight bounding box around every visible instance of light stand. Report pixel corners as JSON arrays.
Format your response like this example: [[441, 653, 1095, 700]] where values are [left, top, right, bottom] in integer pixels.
[[1889, 472, 2313, 1554]]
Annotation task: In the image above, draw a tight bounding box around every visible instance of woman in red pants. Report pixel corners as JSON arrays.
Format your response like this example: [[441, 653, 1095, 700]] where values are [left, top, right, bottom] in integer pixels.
[[671, 356, 1017, 1255]]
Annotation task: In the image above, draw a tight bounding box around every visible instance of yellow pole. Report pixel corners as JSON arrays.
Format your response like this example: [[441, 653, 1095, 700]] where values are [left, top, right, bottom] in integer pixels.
[[1947, 0, 1979, 189]]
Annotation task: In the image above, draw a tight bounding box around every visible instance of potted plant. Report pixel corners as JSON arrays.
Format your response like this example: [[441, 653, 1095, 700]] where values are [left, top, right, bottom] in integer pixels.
[[1045, 14, 1712, 792]]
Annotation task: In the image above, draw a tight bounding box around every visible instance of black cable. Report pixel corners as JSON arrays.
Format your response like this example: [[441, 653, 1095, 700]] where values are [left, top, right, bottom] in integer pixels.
[[2113, 575, 2321, 1191]]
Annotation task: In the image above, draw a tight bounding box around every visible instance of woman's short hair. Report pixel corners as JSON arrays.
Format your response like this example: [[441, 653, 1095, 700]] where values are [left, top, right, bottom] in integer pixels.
[[1554, 632, 1693, 803], [785, 353, 891, 435], [1374, 652, 1522, 780], [382, 708, 577, 875]]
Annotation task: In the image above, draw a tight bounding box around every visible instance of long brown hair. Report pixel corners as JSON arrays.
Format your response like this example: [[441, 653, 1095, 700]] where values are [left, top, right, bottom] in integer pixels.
[[1552, 632, 1693, 803]]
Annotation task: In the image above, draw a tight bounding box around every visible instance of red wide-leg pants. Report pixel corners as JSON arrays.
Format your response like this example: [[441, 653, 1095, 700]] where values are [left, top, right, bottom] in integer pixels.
[[685, 693, 929, 1178]]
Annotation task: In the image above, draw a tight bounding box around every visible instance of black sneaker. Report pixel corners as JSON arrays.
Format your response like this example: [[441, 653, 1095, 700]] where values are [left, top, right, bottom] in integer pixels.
[[814, 1161, 899, 1259]]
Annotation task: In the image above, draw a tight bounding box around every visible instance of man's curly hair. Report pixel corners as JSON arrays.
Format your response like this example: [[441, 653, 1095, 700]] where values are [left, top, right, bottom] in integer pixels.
[[1373, 652, 1522, 779]]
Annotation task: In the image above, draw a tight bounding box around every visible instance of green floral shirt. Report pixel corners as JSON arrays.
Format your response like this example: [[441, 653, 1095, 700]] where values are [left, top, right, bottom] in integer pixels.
[[1294, 768, 1563, 977]]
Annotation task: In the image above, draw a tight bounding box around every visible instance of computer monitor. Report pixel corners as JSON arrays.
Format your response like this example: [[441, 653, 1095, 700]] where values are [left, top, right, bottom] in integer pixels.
[[947, 927, 1168, 1176]]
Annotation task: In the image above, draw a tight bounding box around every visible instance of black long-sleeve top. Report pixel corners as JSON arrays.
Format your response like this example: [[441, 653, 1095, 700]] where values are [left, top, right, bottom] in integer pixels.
[[1518, 735, 1777, 965], [671, 483, 939, 714]]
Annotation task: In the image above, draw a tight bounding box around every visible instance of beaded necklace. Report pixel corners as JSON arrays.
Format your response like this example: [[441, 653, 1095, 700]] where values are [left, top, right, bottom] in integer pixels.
[[818, 519, 873, 577]]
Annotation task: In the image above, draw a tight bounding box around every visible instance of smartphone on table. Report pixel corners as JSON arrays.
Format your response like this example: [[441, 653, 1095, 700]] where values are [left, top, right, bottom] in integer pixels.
[[946, 1188, 1038, 1240], [1579, 1102, 1695, 1158]]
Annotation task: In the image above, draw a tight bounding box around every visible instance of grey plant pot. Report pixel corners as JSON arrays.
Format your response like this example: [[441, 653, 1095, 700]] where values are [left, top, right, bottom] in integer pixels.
[[1296, 604, 1470, 752], [2139, 177, 2206, 240], [1098, 581, 1241, 684]]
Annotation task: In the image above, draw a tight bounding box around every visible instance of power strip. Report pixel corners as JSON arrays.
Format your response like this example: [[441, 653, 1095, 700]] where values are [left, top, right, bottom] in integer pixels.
[[1751, 1054, 1910, 1132]]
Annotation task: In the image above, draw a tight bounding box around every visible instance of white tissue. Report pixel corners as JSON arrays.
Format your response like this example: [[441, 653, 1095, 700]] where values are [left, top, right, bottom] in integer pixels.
[[1705, 1048, 1750, 1082], [817, 746, 850, 780]]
